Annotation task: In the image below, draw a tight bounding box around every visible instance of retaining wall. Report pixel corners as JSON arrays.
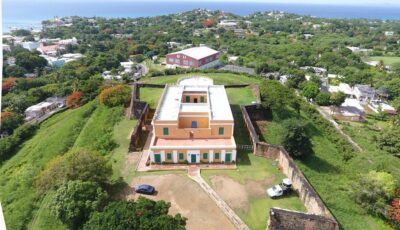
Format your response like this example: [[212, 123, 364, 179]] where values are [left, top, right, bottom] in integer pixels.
[[241, 104, 339, 229]]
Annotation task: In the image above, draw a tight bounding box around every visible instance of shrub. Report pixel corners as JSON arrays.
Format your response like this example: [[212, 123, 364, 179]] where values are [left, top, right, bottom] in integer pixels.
[[388, 197, 400, 225], [353, 171, 396, 218], [300, 81, 319, 100], [0, 124, 38, 163], [36, 148, 112, 192], [378, 128, 400, 157], [66, 91, 84, 108], [99, 85, 131, 107], [315, 92, 332, 106], [84, 197, 186, 230], [281, 119, 312, 157], [2, 77, 18, 94], [0, 111, 24, 135], [50, 180, 109, 229]]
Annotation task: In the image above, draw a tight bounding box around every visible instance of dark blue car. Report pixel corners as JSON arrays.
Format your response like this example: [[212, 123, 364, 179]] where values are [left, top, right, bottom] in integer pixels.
[[135, 184, 155, 195]]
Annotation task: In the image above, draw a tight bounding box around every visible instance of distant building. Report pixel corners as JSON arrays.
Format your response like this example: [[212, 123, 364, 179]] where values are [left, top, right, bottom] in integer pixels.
[[6, 57, 16, 66], [25, 97, 65, 121], [346, 46, 373, 54], [353, 84, 376, 102], [303, 34, 314, 40], [22, 41, 40, 51], [166, 46, 220, 69], [58, 37, 78, 46], [2, 44, 11, 52], [328, 83, 354, 97], [37, 43, 59, 56], [368, 101, 397, 114], [385, 31, 395, 36], [218, 20, 238, 29], [149, 77, 236, 164], [40, 55, 65, 67]]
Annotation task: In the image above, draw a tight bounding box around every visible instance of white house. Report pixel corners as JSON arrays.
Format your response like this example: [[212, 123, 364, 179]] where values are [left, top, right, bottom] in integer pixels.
[[2, 44, 11, 52], [25, 97, 65, 121], [385, 31, 395, 36], [22, 41, 40, 51], [353, 84, 376, 102], [58, 37, 78, 46], [328, 83, 354, 97]]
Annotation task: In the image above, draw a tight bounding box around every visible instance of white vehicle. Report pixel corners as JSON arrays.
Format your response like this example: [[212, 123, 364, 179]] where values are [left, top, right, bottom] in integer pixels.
[[266, 178, 292, 198]]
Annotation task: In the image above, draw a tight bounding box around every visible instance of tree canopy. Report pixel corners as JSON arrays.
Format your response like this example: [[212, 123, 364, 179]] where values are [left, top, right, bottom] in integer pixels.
[[84, 197, 187, 230]]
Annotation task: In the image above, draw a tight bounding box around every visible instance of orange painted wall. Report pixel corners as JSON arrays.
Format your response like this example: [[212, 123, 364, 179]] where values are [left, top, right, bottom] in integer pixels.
[[153, 123, 233, 139], [178, 116, 209, 128]]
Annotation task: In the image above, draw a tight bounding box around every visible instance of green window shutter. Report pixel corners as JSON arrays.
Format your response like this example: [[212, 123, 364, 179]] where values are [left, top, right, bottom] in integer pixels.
[[215, 153, 219, 159], [167, 153, 172, 160], [200, 96, 205, 103], [203, 153, 208, 159], [218, 127, 224, 135], [185, 96, 190, 102], [163, 127, 169, 135], [179, 153, 184, 160]]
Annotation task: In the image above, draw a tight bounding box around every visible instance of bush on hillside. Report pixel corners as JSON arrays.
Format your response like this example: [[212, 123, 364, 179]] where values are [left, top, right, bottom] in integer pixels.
[[66, 91, 84, 108], [315, 92, 332, 106], [0, 124, 38, 163], [378, 128, 400, 157], [84, 197, 187, 230], [0, 112, 24, 135], [281, 119, 312, 157], [353, 171, 396, 218], [50, 180, 109, 229], [36, 148, 112, 192], [99, 85, 131, 107]]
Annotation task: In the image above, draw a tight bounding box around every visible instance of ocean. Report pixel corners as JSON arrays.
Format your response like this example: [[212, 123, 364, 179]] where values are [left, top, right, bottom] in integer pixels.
[[3, 1, 400, 33]]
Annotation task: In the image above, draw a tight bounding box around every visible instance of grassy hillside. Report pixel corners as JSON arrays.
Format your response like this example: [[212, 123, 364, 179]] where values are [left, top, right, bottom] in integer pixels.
[[28, 104, 135, 230], [368, 56, 400, 66], [141, 72, 261, 85], [0, 102, 96, 230]]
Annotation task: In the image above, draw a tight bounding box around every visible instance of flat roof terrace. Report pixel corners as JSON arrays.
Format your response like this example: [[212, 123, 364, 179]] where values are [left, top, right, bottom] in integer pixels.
[[154, 83, 233, 122], [152, 137, 236, 149]]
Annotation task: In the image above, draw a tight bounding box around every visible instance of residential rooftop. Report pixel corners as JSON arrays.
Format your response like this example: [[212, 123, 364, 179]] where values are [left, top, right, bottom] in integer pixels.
[[170, 46, 219, 60]]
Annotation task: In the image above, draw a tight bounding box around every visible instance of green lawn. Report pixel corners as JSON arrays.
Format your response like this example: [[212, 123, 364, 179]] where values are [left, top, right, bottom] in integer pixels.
[[0, 102, 96, 230], [110, 117, 138, 181], [141, 72, 261, 85], [140, 88, 164, 108], [368, 56, 400, 66]]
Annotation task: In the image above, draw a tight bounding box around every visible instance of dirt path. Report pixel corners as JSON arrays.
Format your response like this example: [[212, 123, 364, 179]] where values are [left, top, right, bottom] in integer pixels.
[[188, 167, 250, 230], [316, 106, 363, 152], [126, 174, 236, 230]]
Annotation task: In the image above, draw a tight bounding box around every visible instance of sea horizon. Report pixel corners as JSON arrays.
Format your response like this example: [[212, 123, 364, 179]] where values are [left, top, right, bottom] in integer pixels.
[[3, 1, 400, 33]]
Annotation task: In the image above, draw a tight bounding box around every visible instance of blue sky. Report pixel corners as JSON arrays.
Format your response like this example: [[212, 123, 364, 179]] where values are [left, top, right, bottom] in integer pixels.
[[6, 0, 399, 6]]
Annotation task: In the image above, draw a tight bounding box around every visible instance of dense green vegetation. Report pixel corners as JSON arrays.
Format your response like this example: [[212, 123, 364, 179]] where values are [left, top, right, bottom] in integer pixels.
[[2, 7, 400, 229], [0, 102, 96, 229]]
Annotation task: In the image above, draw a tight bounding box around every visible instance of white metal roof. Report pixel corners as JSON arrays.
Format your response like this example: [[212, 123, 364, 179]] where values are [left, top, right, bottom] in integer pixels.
[[25, 102, 54, 112], [154, 77, 233, 121], [170, 46, 219, 60]]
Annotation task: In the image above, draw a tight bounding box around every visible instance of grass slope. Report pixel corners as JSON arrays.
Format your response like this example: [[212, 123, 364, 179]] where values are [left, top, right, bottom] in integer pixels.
[[261, 108, 395, 229], [141, 72, 261, 85], [0, 102, 96, 230], [368, 56, 400, 66]]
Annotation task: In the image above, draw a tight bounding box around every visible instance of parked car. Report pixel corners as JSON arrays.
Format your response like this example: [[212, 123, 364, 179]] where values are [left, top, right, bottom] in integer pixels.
[[266, 178, 292, 198], [135, 184, 155, 195]]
